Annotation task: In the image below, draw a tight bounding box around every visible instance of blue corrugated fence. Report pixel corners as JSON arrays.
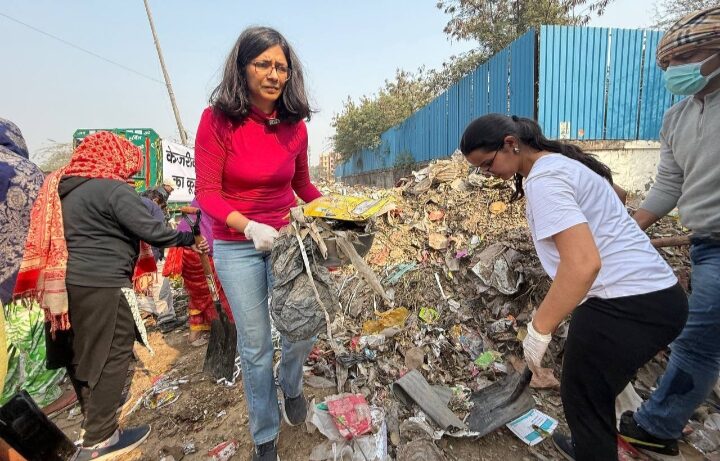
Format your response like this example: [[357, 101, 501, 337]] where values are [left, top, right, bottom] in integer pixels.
[[337, 25, 674, 177]]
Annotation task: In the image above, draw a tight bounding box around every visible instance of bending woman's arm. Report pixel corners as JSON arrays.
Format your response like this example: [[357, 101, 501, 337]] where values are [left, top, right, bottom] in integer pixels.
[[532, 223, 601, 334]]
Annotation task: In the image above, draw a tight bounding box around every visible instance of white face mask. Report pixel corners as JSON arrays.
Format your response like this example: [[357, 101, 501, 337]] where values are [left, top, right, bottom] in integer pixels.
[[663, 53, 720, 95]]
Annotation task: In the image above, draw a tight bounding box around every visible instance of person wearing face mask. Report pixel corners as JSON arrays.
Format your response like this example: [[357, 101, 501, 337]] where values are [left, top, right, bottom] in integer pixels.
[[618, 6, 720, 460], [194, 26, 321, 461]]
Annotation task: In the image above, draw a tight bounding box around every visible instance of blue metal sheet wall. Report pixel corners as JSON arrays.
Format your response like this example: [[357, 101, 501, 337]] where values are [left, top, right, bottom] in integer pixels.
[[489, 48, 510, 114], [606, 28, 645, 139], [336, 29, 536, 176], [537, 25, 674, 142], [446, 81, 462, 156], [337, 25, 674, 177], [638, 30, 676, 139], [472, 63, 489, 117], [509, 29, 536, 118], [538, 26, 610, 139]]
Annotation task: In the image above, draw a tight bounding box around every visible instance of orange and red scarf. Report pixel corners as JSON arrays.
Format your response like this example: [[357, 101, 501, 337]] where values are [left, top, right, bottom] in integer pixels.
[[14, 131, 156, 332]]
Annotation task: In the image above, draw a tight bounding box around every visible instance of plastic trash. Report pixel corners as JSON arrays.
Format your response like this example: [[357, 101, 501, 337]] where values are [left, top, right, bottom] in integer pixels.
[[326, 393, 373, 440], [687, 421, 720, 454], [207, 440, 239, 461], [418, 307, 439, 324], [363, 307, 410, 334], [474, 350, 502, 370], [505, 408, 558, 446]]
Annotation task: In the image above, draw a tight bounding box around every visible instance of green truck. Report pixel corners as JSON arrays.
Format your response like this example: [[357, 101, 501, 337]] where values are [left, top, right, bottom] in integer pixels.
[[72, 128, 163, 192]]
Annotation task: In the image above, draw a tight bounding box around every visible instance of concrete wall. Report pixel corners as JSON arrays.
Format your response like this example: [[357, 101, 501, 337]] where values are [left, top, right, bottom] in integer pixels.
[[586, 141, 660, 194], [338, 163, 426, 189], [338, 141, 661, 194]]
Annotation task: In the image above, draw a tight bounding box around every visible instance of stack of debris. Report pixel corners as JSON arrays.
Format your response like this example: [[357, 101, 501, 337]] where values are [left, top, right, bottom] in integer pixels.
[[303, 154, 696, 460]]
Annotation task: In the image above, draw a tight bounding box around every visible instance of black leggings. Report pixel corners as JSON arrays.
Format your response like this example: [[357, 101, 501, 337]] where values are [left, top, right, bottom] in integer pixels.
[[562, 283, 688, 460]]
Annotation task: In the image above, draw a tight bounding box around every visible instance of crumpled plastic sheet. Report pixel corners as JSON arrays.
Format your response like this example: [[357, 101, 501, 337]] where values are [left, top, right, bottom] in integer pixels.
[[308, 403, 388, 461], [471, 243, 524, 295], [271, 234, 339, 342], [396, 438, 445, 461]]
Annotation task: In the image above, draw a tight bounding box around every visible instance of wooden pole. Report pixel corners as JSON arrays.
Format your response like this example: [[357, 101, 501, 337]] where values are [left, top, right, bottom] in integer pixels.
[[143, 0, 188, 145]]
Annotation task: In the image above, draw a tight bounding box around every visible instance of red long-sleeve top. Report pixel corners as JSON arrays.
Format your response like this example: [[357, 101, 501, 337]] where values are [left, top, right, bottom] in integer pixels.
[[194, 106, 322, 242]]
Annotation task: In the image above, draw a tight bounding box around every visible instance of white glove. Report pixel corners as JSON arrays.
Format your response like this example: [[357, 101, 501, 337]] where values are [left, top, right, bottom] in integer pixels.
[[244, 220, 279, 251], [523, 321, 552, 372]]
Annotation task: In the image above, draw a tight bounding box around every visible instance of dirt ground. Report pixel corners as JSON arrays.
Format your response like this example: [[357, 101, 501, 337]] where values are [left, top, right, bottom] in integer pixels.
[[47, 322, 558, 461], [47, 321, 708, 461]]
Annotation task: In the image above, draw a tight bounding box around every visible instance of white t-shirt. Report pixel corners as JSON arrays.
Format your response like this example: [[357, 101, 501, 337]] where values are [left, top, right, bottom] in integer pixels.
[[524, 154, 677, 300]]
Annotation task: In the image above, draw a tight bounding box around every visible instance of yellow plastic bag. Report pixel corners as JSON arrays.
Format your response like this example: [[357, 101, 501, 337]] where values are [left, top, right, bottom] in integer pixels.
[[362, 307, 410, 334], [304, 194, 395, 222]]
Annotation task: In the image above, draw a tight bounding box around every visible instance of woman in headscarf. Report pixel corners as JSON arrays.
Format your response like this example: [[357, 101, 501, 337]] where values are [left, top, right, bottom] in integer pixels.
[[0, 118, 44, 306], [0, 118, 71, 405], [14, 131, 207, 461]]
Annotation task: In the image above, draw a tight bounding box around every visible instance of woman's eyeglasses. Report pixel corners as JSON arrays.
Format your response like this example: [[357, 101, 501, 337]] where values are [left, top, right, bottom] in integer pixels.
[[479, 148, 500, 172], [251, 60, 292, 80]]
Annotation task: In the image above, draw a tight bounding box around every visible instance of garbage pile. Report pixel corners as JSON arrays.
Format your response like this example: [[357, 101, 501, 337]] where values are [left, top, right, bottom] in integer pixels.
[[302, 153, 697, 459]]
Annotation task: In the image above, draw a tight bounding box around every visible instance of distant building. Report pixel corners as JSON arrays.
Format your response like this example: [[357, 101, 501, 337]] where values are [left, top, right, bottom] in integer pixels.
[[319, 151, 338, 181]]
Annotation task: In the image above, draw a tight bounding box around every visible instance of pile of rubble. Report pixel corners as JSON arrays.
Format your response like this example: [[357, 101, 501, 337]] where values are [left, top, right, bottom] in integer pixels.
[[300, 154, 699, 460]]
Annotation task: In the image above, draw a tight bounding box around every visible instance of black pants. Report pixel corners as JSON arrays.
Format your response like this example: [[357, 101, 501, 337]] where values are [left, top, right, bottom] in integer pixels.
[[59, 285, 136, 446], [562, 283, 688, 461]]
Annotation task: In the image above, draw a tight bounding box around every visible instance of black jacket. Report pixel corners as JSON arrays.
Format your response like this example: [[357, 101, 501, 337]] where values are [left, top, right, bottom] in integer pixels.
[[59, 177, 194, 287]]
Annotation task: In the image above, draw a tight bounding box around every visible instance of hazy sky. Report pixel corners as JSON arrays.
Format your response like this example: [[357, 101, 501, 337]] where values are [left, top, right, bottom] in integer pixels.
[[1, 0, 655, 165]]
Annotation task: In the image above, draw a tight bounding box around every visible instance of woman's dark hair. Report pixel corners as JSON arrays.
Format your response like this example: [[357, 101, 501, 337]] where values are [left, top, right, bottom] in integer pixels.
[[210, 26, 312, 124], [141, 188, 165, 206], [460, 114, 612, 201]]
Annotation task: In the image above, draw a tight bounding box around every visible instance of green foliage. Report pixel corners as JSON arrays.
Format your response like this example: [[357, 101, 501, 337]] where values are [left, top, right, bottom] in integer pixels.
[[394, 151, 416, 169], [652, 0, 720, 29], [332, 70, 436, 162], [437, 0, 613, 54], [332, 0, 614, 161], [35, 142, 73, 172]]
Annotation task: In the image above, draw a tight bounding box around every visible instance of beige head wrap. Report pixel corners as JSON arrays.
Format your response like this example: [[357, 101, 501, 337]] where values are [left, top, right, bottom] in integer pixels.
[[657, 6, 720, 70]]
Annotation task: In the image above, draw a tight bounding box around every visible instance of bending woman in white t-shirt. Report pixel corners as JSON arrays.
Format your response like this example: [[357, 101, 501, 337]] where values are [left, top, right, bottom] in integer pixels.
[[460, 114, 688, 461]]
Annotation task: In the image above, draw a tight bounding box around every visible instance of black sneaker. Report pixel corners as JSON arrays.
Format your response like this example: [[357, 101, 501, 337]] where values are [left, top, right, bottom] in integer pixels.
[[75, 425, 151, 461], [619, 411, 681, 458], [273, 361, 307, 426], [252, 441, 279, 461], [158, 318, 186, 333], [552, 432, 576, 461], [281, 393, 308, 426]]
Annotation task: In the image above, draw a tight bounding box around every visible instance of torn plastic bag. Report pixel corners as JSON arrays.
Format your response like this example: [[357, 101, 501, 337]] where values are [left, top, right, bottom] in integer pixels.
[[471, 243, 524, 295], [466, 367, 534, 437], [396, 438, 446, 461], [271, 234, 339, 342]]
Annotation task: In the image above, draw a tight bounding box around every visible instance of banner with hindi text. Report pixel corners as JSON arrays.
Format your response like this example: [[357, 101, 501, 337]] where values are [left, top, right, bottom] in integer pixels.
[[161, 140, 195, 203]]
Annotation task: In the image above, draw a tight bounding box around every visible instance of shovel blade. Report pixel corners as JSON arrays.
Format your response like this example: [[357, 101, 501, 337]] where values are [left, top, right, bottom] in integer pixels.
[[203, 302, 237, 382]]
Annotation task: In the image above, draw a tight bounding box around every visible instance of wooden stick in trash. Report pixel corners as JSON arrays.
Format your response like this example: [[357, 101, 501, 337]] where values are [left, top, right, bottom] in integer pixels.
[[650, 235, 691, 248]]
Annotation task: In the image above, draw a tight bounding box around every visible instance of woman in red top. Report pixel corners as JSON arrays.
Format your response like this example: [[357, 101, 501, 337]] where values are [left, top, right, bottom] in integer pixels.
[[194, 26, 321, 461]]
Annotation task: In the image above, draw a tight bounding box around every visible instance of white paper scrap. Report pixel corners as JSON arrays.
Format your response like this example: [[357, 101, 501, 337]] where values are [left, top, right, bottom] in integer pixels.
[[505, 409, 558, 446]]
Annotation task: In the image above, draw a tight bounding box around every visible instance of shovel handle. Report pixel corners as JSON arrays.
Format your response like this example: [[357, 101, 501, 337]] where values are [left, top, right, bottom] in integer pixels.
[[194, 234, 215, 277], [187, 211, 220, 302], [179, 206, 199, 215], [195, 240, 220, 304], [650, 235, 691, 248]]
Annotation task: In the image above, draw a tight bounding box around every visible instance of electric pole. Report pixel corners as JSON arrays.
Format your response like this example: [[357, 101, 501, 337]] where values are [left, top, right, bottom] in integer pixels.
[[143, 0, 188, 145]]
